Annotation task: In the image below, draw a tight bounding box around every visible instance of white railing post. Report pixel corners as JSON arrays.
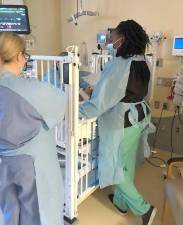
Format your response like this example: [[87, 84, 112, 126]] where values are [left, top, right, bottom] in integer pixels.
[[64, 47, 80, 222]]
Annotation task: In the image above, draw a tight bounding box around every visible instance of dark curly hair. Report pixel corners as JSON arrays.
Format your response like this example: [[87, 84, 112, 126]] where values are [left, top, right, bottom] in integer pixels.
[[115, 20, 150, 59]]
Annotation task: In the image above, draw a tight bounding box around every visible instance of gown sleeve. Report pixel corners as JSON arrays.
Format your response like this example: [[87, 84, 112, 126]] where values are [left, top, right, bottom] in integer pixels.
[[37, 81, 66, 129], [79, 58, 131, 119]]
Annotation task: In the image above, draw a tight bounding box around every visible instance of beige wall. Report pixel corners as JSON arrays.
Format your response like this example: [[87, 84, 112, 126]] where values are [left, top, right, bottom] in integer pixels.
[[60, 0, 183, 109], [25, 0, 61, 55], [60, 0, 183, 52]]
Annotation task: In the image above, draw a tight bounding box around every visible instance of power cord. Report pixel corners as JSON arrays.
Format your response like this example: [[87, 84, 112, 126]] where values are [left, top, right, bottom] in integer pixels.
[[146, 157, 167, 168], [146, 106, 167, 168], [163, 109, 178, 179], [152, 106, 164, 151], [177, 106, 183, 125], [170, 109, 177, 159], [170, 106, 183, 161]]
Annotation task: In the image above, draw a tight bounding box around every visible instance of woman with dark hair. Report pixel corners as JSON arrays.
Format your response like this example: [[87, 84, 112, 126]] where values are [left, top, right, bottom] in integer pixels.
[[80, 20, 156, 225]]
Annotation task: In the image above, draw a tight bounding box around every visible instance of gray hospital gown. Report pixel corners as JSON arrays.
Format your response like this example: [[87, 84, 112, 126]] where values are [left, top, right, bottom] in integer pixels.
[[0, 70, 66, 225]]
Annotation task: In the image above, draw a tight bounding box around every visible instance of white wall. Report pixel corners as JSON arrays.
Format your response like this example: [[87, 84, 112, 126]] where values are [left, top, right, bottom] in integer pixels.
[[60, 0, 183, 107], [25, 0, 62, 55], [60, 0, 183, 52]]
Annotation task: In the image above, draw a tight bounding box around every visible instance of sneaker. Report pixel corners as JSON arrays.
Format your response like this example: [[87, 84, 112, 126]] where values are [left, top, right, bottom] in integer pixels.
[[108, 194, 128, 215], [142, 206, 157, 225]]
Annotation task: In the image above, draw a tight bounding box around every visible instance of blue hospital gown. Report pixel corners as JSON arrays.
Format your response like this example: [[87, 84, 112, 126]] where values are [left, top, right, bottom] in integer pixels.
[[0, 70, 66, 225]]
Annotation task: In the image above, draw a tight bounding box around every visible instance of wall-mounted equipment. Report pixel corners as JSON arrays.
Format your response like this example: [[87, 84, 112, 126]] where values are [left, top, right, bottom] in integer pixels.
[[149, 32, 166, 43], [67, 0, 99, 26], [1, 0, 23, 4], [0, 5, 30, 34], [97, 30, 111, 46], [172, 36, 183, 56]]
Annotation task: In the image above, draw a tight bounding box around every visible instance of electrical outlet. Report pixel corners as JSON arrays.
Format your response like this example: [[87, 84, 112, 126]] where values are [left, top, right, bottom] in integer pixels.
[[26, 39, 35, 51], [175, 127, 180, 133], [156, 58, 163, 67], [154, 101, 160, 109], [157, 77, 173, 87], [157, 78, 163, 86], [164, 79, 172, 87], [163, 102, 168, 110]]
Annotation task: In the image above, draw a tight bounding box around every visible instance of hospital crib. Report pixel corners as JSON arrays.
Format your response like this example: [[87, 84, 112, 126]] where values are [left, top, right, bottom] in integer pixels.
[[25, 50, 111, 223]]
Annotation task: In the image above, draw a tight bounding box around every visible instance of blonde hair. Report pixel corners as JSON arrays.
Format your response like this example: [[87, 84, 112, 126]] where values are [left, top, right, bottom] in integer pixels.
[[0, 32, 25, 64]]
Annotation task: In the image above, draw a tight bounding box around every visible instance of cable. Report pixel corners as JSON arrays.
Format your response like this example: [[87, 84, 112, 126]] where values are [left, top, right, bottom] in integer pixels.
[[146, 157, 167, 168], [170, 110, 177, 159], [177, 106, 183, 125], [152, 106, 164, 151], [146, 106, 167, 168], [162, 109, 178, 179]]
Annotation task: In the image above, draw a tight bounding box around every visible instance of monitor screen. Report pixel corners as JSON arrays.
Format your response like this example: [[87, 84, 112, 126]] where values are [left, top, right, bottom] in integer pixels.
[[0, 5, 30, 34], [97, 32, 107, 44], [174, 38, 183, 49]]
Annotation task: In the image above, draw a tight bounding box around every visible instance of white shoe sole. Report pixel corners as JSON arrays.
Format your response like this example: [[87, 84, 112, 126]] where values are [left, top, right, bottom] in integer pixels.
[[147, 208, 157, 225]]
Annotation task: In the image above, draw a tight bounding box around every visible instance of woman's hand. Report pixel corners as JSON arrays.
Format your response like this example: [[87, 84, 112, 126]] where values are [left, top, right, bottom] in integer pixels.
[[79, 86, 93, 101], [84, 86, 93, 97]]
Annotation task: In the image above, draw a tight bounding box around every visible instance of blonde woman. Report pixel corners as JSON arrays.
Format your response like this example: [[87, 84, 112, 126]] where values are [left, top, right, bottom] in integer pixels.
[[0, 32, 66, 225]]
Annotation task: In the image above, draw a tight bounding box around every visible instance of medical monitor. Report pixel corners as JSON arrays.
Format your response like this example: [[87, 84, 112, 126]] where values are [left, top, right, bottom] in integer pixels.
[[0, 5, 30, 34], [172, 36, 183, 56], [97, 29, 114, 45], [97, 31, 108, 45]]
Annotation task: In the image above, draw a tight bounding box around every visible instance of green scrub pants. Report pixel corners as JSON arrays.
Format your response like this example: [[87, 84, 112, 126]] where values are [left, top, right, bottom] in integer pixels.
[[113, 125, 150, 216]]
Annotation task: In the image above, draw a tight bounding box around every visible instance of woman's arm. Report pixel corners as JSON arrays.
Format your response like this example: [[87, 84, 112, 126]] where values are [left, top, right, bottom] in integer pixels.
[[80, 58, 130, 118]]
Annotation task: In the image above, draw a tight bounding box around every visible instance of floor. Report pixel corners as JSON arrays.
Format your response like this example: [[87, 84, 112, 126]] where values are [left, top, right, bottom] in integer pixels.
[[0, 151, 177, 225], [73, 150, 177, 225]]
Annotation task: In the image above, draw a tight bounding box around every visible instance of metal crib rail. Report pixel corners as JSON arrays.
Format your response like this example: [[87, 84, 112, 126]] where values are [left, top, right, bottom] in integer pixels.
[[25, 52, 112, 223]]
